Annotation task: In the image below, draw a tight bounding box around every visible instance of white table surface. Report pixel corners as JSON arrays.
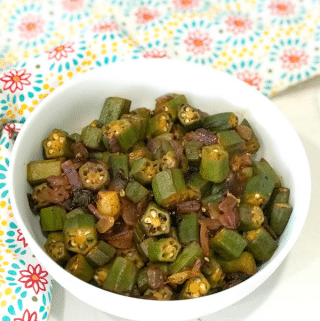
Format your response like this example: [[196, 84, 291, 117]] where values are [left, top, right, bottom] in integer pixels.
[[48, 76, 320, 321]]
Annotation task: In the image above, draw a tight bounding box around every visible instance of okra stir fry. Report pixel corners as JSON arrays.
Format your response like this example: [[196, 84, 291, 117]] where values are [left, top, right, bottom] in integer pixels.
[[27, 94, 293, 300]]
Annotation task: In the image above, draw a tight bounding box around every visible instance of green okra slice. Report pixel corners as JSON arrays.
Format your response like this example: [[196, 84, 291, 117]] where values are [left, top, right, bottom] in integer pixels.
[[66, 254, 94, 282], [152, 168, 188, 208], [125, 181, 149, 203], [44, 232, 70, 265], [253, 159, 281, 188], [239, 203, 265, 231], [264, 187, 291, 219], [64, 213, 98, 255], [141, 202, 170, 236], [40, 206, 66, 232], [27, 159, 64, 186], [66, 208, 88, 220], [129, 158, 160, 185], [121, 113, 148, 141], [217, 130, 245, 155], [171, 123, 187, 140], [138, 237, 156, 261], [136, 267, 149, 294], [178, 104, 203, 131], [180, 274, 210, 299], [269, 203, 293, 236], [155, 93, 187, 120], [187, 172, 212, 199], [103, 257, 138, 294], [144, 286, 173, 300], [80, 126, 103, 150], [154, 263, 170, 277], [117, 247, 145, 269], [99, 97, 131, 125], [148, 112, 173, 137], [167, 227, 179, 241], [108, 153, 129, 178], [209, 228, 248, 261], [93, 263, 113, 286], [243, 173, 275, 207], [178, 213, 200, 245], [129, 147, 153, 168], [200, 145, 229, 183], [202, 193, 224, 205], [69, 133, 81, 143], [185, 141, 203, 167], [148, 237, 181, 262], [89, 151, 111, 164], [160, 151, 178, 171], [201, 257, 225, 288], [169, 241, 203, 274], [241, 118, 260, 154], [133, 221, 147, 245], [243, 226, 277, 262], [203, 112, 238, 132], [42, 129, 73, 159], [31, 183, 51, 208], [86, 241, 116, 268], [131, 107, 151, 120]]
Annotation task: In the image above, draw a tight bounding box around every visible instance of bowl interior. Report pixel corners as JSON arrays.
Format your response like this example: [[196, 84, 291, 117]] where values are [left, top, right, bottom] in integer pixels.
[[8, 60, 311, 321]]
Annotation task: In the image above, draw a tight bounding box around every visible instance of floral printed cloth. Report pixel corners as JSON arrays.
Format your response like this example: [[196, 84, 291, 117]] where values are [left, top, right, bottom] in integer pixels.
[[0, 0, 319, 320]]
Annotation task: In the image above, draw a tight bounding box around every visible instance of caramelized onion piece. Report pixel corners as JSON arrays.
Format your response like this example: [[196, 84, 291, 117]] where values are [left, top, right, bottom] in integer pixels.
[[185, 128, 218, 146], [200, 223, 210, 257], [120, 197, 140, 226], [147, 265, 165, 290], [176, 200, 201, 214]]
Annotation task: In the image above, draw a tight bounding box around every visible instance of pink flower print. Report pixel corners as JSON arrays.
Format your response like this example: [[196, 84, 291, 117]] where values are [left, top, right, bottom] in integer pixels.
[[0, 69, 31, 93], [184, 29, 212, 55], [18, 264, 49, 295], [173, 0, 200, 10], [14, 310, 38, 321], [237, 70, 262, 91], [17, 229, 28, 248], [280, 48, 308, 70], [269, 0, 295, 16], [92, 21, 119, 33], [46, 42, 74, 61], [62, 0, 84, 11], [143, 49, 170, 58], [225, 15, 253, 35], [135, 7, 160, 24], [18, 14, 45, 40]]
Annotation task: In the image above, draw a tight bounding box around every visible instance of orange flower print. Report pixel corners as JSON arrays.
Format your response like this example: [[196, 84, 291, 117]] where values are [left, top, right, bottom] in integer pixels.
[[18, 264, 49, 294], [0, 69, 31, 93], [18, 14, 45, 40], [225, 15, 253, 35], [184, 29, 212, 55], [269, 0, 295, 16], [280, 48, 308, 70], [135, 7, 160, 24], [237, 70, 263, 91]]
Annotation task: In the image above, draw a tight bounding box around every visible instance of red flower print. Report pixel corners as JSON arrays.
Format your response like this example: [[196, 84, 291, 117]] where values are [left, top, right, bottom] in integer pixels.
[[135, 7, 160, 24], [143, 49, 170, 58], [18, 14, 45, 40], [173, 0, 200, 10], [14, 310, 38, 321], [269, 0, 295, 16], [184, 29, 212, 55], [225, 15, 253, 35], [0, 69, 31, 93], [46, 42, 74, 61], [92, 20, 119, 33], [280, 48, 308, 70], [17, 229, 28, 248], [62, 0, 84, 11], [18, 264, 48, 295], [4, 123, 20, 140], [237, 70, 262, 91]]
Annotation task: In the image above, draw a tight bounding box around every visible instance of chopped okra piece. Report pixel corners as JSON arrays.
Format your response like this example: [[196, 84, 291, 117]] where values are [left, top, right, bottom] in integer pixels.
[[64, 213, 98, 255], [89, 151, 111, 164], [80, 126, 103, 150], [96, 190, 120, 217], [269, 203, 293, 236], [201, 257, 225, 288], [217, 251, 257, 275], [203, 112, 238, 132], [125, 181, 149, 203], [167, 227, 179, 241], [148, 112, 173, 137], [78, 161, 110, 191], [117, 247, 145, 269], [121, 113, 148, 141], [217, 130, 245, 155], [93, 264, 112, 286], [154, 263, 170, 276], [27, 159, 64, 186], [180, 274, 210, 299], [187, 172, 212, 199], [148, 237, 181, 262], [138, 237, 156, 261], [99, 97, 131, 125], [136, 267, 149, 294], [69, 133, 81, 143], [241, 118, 260, 154], [155, 93, 187, 120], [129, 148, 153, 168], [178, 104, 203, 131], [169, 241, 203, 274], [66, 254, 94, 282], [209, 228, 248, 261], [171, 123, 187, 140], [178, 213, 199, 245], [103, 257, 138, 294], [200, 145, 229, 183], [31, 183, 51, 208], [42, 129, 73, 159], [133, 221, 147, 245], [185, 141, 203, 167], [243, 226, 277, 262], [44, 232, 70, 265], [160, 151, 178, 171], [202, 193, 224, 205], [152, 168, 188, 208], [40, 206, 66, 232], [144, 286, 173, 300], [243, 174, 275, 207], [102, 119, 138, 152], [86, 241, 116, 267], [239, 203, 265, 231], [141, 202, 170, 236], [253, 159, 281, 188], [129, 158, 160, 185], [272, 187, 290, 204], [108, 153, 129, 178], [66, 208, 88, 220]]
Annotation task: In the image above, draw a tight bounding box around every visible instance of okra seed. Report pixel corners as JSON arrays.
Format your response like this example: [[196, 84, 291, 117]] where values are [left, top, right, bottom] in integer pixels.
[[119, 189, 125, 197], [86, 179, 91, 184], [99, 176, 104, 181], [185, 107, 190, 112], [200, 283, 207, 292], [150, 210, 157, 217], [164, 106, 168, 112], [60, 137, 66, 143], [53, 133, 59, 140], [48, 149, 54, 155], [185, 119, 190, 123], [181, 112, 186, 117], [161, 115, 166, 120], [144, 218, 151, 224], [204, 257, 210, 262], [201, 207, 206, 212], [195, 278, 201, 283], [46, 141, 52, 147]]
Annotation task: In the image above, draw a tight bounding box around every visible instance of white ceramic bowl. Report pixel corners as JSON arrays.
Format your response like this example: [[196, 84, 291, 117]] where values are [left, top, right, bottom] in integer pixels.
[[8, 60, 311, 321]]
